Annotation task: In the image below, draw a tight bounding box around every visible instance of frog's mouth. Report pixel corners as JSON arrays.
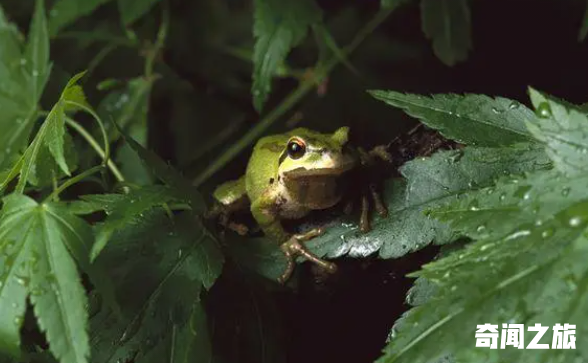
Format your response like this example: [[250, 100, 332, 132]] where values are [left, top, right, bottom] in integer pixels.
[[282, 159, 356, 179]]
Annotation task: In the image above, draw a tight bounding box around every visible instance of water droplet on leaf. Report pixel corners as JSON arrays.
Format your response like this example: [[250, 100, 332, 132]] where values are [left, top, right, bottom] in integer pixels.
[[569, 217, 582, 227], [536, 102, 552, 118]]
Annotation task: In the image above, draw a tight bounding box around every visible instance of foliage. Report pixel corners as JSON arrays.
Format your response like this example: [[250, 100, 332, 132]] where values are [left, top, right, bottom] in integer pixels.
[[0, 0, 587, 363]]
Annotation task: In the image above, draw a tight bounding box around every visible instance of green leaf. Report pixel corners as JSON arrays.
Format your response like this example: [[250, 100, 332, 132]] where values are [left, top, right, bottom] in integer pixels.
[[381, 0, 411, 9], [176, 215, 224, 289], [139, 302, 212, 363], [48, 0, 114, 36], [62, 71, 91, 111], [230, 144, 549, 280], [526, 88, 588, 176], [420, 0, 472, 66], [16, 101, 69, 192], [89, 211, 221, 363], [370, 90, 536, 147], [579, 0, 588, 41], [98, 77, 154, 185], [44, 101, 69, 175], [380, 89, 588, 363], [86, 185, 186, 260], [0, 194, 90, 363], [28, 131, 78, 188], [0, 3, 51, 171], [24, 0, 51, 105], [378, 198, 588, 363], [14, 73, 91, 192], [114, 121, 205, 212], [206, 269, 286, 363], [117, 0, 161, 25], [252, 0, 322, 111]]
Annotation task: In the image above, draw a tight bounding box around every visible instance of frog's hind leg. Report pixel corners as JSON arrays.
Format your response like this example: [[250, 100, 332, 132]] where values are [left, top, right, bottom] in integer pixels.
[[278, 228, 337, 284]]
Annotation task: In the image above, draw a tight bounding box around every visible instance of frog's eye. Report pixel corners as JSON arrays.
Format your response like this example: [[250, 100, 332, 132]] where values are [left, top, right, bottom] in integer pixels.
[[287, 138, 306, 159]]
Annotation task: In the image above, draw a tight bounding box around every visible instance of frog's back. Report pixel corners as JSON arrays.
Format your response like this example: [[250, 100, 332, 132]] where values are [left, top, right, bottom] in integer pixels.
[[245, 133, 288, 202]]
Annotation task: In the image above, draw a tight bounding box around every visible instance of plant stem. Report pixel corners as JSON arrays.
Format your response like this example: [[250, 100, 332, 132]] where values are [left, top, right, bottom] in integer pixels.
[[192, 7, 393, 187], [65, 117, 125, 182], [64, 100, 111, 162], [45, 165, 104, 202], [145, 2, 169, 77]]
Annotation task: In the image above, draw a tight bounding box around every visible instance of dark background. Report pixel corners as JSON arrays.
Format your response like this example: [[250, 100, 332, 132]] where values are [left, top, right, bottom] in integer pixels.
[[6, 0, 588, 362]]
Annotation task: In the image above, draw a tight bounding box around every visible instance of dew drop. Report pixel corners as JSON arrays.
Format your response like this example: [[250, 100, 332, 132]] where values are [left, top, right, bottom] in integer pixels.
[[476, 225, 486, 232], [499, 193, 506, 201], [491, 107, 501, 114], [505, 230, 531, 240], [569, 217, 582, 227], [536, 102, 552, 118], [541, 229, 554, 238], [480, 243, 492, 251], [32, 70, 39, 77], [508, 101, 520, 110], [561, 187, 571, 197], [19, 58, 26, 66]]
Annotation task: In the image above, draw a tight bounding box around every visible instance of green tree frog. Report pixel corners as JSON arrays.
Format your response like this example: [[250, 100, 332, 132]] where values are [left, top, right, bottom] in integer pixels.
[[211, 127, 390, 283]]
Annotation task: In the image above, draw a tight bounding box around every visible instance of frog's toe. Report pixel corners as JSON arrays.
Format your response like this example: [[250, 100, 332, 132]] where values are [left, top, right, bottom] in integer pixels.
[[277, 234, 337, 283], [369, 183, 388, 218], [360, 194, 371, 233]]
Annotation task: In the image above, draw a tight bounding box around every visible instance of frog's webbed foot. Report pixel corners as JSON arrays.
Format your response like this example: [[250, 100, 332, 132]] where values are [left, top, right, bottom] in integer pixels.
[[357, 146, 392, 233], [278, 228, 337, 284]]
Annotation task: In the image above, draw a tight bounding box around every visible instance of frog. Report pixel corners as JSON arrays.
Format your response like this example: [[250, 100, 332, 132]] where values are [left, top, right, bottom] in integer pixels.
[[210, 127, 391, 283]]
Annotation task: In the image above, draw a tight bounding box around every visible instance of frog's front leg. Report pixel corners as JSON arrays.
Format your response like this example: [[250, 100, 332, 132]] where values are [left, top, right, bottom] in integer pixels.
[[250, 193, 337, 283]]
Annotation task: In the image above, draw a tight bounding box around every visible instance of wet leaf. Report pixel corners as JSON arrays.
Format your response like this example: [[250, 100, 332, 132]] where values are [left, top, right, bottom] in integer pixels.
[[378, 199, 588, 363], [0, 194, 91, 363], [370, 90, 537, 147], [14, 73, 89, 192], [0, 1, 51, 171], [84, 185, 186, 260], [89, 211, 221, 363], [308, 144, 550, 260], [526, 88, 588, 176]]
